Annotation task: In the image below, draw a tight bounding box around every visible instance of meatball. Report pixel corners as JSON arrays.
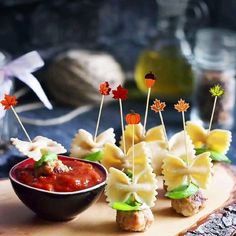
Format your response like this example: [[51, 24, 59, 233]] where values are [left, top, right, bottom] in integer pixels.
[[35, 160, 71, 177], [171, 191, 207, 216], [116, 208, 154, 232]]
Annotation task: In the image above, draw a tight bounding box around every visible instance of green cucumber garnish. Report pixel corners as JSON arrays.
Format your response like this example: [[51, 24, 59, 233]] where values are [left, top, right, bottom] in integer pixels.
[[112, 196, 143, 211], [35, 152, 58, 169], [84, 151, 103, 162], [124, 169, 133, 179], [112, 202, 141, 211], [195, 148, 208, 155], [209, 150, 231, 163], [165, 183, 199, 199], [195, 148, 231, 163]]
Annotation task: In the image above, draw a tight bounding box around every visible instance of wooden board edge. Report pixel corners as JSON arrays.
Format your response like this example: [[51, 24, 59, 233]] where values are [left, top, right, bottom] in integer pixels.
[[179, 164, 236, 236]]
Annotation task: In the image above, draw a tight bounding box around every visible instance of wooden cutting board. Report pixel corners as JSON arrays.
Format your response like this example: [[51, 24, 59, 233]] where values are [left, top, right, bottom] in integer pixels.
[[0, 164, 236, 236]]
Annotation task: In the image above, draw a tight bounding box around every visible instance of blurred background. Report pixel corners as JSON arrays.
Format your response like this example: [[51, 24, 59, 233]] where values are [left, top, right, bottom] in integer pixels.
[[0, 0, 234, 70], [1, 0, 236, 176]]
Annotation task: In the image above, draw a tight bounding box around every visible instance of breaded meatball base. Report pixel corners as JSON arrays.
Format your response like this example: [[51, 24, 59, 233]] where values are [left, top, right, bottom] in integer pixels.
[[171, 191, 207, 216], [116, 208, 154, 232]]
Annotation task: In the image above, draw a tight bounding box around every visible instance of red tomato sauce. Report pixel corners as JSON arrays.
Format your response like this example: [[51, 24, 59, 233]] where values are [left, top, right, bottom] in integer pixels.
[[14, 159, 104, 192]]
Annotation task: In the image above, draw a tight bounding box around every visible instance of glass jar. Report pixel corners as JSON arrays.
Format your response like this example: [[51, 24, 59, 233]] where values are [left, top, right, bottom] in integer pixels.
[[135, 0, 194, 101], [0, 51, 16, 153], [191, 28, 236, 129]]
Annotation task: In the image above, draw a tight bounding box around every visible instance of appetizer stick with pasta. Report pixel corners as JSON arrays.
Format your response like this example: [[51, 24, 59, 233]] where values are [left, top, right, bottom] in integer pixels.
[[1, 95, 68, 178], [186, 85, 232, 163], [70, 82, 115, 161], [105, 111, 158, 231], [162, 99, 213, 216], [120, 72, 166, 152]]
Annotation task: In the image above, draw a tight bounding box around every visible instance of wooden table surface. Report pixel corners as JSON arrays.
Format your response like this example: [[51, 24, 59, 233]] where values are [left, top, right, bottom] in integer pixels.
[[0, 164, 235, 236]]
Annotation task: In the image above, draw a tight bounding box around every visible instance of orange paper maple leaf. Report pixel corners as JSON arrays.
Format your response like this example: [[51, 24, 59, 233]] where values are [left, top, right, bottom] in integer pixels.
[[174, 99, 189, 112], [99, 81, 111, 96], [151, 99, 166, 113], [1, 94, 17, 110]]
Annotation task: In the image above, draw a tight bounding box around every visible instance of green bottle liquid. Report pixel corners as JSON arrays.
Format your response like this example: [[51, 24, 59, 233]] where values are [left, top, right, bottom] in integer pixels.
[[135, 0, 194, 101]]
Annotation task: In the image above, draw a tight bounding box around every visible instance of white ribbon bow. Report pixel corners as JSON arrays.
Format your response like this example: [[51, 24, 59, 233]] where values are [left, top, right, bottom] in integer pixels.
[[0, 51, 52, 119]]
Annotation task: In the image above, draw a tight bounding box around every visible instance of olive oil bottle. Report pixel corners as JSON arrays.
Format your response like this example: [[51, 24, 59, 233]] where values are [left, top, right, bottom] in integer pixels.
[[135, 0, 194, 101]]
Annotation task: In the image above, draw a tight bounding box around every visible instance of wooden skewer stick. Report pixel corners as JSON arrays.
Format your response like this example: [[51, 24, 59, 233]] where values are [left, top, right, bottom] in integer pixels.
[[182, 111, 189, 166], [159, 111, 169, 150], [94, 95, 104, 142], [119, 99, 126, 154], [11, 106, 32, 143], [132, 124, 135, 183], [208, 96, 217, 133], [174, 99, 190, 167], [126, 110, 140, 184], [143, 87, 151, 135], [150, 99, 168, 150]]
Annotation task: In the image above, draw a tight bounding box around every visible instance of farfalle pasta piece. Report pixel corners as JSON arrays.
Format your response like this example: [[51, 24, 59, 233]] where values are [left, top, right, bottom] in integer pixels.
[[101, 142, 150, 174], [149, 131, 196, 175], [185, 122, 206, 148], [162, 156, 188, 190], [95, 128, 116, 147], [11, 136, 67, 161], [124, 142, 151, 171], [206, 130, 231, 154], [120, 124, 165, 151], [169, 131, 196, 161], [70, 128, 115, 158], [189, 153, 213, 189], [105, 166, 158, 208], [148, 141, 168, 175], [162, 152, 212, 191], [102, 143, 124, 170], [186, 121, 232, 154], [146, 126, 165, 142], [133, 166, 158, 207]]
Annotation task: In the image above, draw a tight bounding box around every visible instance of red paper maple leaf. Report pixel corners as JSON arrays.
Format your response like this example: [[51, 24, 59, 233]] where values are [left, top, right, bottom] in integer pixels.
[[112, 85, 128, 100], [0, 94, 17, 110]]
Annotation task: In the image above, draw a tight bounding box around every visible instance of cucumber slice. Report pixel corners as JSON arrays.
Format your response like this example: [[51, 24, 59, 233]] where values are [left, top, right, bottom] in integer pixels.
[[210, 150, 231, 163], [195, 148, 231, 163], [165, 183, 199, 199], [84, 151, 103, 162], [112, 202, 141, 211], [35, 152, 57, 169]]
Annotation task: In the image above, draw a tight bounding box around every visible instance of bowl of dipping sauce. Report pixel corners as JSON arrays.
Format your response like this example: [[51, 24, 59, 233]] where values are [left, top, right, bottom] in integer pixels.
[[9, 155, 107, 221]]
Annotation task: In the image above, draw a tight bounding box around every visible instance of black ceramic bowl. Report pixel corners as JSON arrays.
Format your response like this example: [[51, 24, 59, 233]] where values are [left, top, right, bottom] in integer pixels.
[[9, 155, 107, 221]]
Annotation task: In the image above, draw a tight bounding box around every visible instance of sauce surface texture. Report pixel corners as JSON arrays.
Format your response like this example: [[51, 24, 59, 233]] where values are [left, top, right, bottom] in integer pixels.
[[14, 159, 104, 192]]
